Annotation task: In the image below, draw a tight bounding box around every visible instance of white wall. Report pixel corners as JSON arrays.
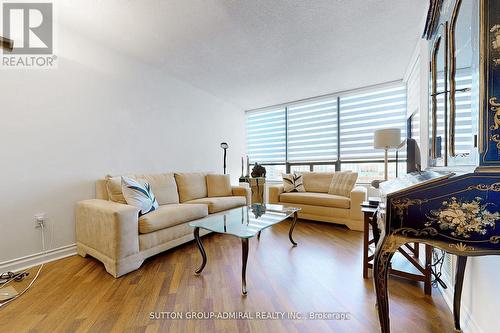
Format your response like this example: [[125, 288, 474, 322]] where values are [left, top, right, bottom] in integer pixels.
[[0, 25, 245, 264], [404, 39, 429, 168], [404, 36, 500, 333]]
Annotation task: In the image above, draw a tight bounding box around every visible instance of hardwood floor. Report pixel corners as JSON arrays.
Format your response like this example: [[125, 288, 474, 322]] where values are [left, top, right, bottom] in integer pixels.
[[0, 220, 454, 332]]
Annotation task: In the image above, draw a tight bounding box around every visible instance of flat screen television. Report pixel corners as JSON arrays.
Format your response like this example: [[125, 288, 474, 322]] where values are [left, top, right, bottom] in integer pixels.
[[406, 138, 422, 173]]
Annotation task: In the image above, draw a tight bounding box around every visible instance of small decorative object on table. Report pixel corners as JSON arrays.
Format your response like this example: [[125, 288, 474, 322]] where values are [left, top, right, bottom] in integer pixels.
[[239, 156, 248, 183], [246, 163, 267, 203], [245, 156, 250, 178], [248, 177, 265, 204], [251, 203, 267, 218], [368, 197, 381, 206], [251, 163, 266, 178]]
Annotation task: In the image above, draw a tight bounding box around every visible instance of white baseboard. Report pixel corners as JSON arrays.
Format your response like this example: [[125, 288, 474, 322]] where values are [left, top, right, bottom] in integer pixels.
[[0, 244, 77, 273], [437, 283, 483, 333]]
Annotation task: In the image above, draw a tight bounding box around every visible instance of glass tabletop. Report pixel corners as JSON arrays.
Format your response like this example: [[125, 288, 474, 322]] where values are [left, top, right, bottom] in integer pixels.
[[189, 204, 301, 238]]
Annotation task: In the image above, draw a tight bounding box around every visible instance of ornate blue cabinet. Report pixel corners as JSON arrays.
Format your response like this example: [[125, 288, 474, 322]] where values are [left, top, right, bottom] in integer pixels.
[[374, 1, 500, 332], [483, 0, 500, 166]]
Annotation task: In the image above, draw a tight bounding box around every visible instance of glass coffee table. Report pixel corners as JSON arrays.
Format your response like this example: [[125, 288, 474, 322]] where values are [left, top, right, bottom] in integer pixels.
[[189, 204, 301, 295]]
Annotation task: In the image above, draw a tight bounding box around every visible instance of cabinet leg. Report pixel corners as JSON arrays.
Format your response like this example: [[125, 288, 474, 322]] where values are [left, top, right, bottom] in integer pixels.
[[363, 212, 370, 279], [374, 235, 401, 333], [453, 256, 467, 332], [424, 244, 432, 296]]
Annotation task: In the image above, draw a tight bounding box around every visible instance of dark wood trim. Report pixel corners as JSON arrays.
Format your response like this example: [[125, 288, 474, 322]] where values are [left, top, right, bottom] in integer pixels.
[[423, 0, 444, 40]]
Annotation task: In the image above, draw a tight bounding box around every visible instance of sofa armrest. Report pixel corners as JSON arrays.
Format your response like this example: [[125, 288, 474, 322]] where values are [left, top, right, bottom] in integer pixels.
[[349, 186, 367, 221], [268, 185, 284, 204], [75, 199, 140, 260], [232, 186, 251, 205]]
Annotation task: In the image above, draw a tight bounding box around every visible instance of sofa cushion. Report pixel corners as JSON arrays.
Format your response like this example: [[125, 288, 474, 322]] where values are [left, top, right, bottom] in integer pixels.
[[300, 172, 335, 193], [175, 172, 208, 202], [139, 203, 208, 234], [328, 172, 358, 197], [105, 175, 128, 204], [207, 174, 232, 197], [276, 202, 350, 219], [279, 192, 350, 209], [282, 173, 305, 192], [105, 173, 180, 205], [121, 176, 159, 216], [185, 196, 246, 214], [137, 173, 179, 205]]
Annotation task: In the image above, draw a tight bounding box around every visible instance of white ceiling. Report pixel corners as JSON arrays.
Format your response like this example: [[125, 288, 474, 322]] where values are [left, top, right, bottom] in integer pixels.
[[59, 0, 428, 110]]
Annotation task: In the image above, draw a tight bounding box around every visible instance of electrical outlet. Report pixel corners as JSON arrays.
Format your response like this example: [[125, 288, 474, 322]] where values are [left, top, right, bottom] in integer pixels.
[[34, 213, 46, 228]]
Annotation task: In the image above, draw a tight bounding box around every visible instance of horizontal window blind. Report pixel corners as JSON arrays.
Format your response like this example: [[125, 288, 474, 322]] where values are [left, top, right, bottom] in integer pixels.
[[434, 68, 473, 155], [245, 81, 408, 170], [454, 68, 473, 155], [339, 84, 407, 160], [435, 70, 447, 159], [246, 107, 286, 163], [287, 97, 338, 162]]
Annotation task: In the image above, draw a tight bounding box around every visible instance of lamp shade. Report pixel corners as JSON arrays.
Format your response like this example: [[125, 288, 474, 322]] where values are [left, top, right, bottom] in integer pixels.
[[374, 128, 401, 149]]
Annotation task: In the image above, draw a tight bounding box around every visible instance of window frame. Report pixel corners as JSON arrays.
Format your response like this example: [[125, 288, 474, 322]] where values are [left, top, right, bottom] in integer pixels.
[[245, 81, 407, 183]]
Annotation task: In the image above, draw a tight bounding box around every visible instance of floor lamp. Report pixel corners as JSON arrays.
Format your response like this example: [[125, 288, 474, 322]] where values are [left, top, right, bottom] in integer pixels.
[[374, 128, 402, 181], [220, 142, 228, 174]]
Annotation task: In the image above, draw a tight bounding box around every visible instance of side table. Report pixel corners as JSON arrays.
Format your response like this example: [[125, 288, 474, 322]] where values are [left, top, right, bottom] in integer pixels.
[[361, 205, 433, 295]]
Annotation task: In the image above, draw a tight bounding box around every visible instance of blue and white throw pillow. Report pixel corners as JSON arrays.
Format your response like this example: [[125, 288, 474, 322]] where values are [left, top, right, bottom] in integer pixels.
[[121, 176, 159, 216]]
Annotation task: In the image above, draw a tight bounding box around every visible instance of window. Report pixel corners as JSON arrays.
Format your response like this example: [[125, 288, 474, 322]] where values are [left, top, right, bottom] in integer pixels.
[[454, 67, 473, 155], [287, 97, 337, 162], [290, 165, 311, 173], [313, 164, 336, 172], [246, 107, 286, 164], [263, 164, 286, 181], [245, 81, 407, 183], [339, 83, 407, 182], [342, 162, 406, 183], [339, 84, 407, 161]]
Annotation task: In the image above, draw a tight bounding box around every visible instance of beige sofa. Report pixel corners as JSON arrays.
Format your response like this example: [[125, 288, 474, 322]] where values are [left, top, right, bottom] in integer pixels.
[[269, 172, 366, 231], [75, 172, 250, 277]]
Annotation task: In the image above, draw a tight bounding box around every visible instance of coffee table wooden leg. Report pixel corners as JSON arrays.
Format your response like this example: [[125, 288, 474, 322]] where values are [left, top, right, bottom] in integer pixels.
[[242, 238, 249, 295], [194, 227, 207, 275], [288, 212, 299, 246]]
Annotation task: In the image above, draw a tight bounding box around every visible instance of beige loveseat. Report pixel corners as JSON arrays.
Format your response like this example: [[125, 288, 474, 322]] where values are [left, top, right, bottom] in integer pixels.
[[75, 172, 250, 277], [269, 172, 366, 231]]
